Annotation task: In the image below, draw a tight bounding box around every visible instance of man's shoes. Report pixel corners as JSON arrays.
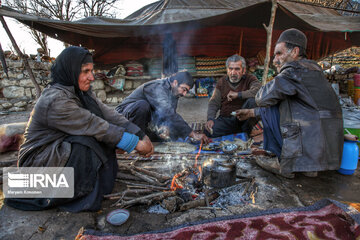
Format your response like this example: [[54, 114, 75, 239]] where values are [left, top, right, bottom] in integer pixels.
[[255, 156, 295, 179], [301, 171, 318, 177]]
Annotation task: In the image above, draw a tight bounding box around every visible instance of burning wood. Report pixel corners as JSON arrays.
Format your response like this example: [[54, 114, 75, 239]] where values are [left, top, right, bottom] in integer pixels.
[[111, 145, 257, 212], [179, 191, 219, 211]]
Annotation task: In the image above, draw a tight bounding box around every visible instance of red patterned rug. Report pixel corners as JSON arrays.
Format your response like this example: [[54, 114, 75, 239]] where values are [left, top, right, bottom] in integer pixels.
[[76, 199, 360, 240]]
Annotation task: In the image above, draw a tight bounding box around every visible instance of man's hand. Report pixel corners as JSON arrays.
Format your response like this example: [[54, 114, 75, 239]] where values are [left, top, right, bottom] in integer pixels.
[[189, 131, 210, 145], [205, 120, 214, 135], [158, 126, 170, 141], [235, 109, 255, 121], [135, 135, 153, 157], [227, 90, 239, 101]]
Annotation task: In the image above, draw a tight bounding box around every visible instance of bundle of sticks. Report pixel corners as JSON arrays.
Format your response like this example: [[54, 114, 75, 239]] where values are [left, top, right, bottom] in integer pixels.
[[105, 159, 221, 211]]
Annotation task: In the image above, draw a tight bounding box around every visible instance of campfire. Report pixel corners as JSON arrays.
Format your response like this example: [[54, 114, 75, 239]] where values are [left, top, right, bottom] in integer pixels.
[[106, 142, 257, 213]]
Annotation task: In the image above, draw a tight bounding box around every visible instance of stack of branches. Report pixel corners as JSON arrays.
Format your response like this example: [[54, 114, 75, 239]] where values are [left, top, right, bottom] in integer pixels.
[[105, 157, 222, 212]]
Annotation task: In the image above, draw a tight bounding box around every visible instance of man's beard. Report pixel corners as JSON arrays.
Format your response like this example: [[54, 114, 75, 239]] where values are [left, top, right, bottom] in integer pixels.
[[229, 76, 241, 83]]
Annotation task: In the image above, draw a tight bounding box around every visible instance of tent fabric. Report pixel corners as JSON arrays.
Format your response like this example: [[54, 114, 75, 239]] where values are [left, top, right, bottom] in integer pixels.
[[0, 1, 359, 64]]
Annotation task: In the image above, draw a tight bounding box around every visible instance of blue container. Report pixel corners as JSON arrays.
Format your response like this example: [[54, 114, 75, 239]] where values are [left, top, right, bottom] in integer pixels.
[[338, 140, 359, 175]]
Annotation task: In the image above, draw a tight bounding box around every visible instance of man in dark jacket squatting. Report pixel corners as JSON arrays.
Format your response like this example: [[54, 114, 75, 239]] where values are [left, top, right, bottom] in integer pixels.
[[205, 54, 261, 138], [236, 28, 343, 178], [116, 71, 209, 144]]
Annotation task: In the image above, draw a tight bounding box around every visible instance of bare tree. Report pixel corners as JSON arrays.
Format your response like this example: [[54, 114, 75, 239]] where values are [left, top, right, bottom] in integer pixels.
[[80, 0, 119, 18], [4, 0, 121, 54]]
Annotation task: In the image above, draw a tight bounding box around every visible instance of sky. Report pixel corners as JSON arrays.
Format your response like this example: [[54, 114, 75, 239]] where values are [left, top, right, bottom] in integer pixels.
[[0, 0, 157, 58]]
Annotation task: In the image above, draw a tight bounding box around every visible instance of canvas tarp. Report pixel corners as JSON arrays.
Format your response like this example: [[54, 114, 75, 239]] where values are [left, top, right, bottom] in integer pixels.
[[0, 0, 359, 64]]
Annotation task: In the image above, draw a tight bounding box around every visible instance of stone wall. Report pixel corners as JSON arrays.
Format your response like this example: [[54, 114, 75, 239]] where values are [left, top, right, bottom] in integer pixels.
[[0, 57, 145, 112]]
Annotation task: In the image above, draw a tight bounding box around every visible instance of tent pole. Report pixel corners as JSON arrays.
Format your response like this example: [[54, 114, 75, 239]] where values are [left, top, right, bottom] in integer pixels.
[[262, 0, 278, 85], [0, 16, 41, 99], [239, 30, 243, 56]]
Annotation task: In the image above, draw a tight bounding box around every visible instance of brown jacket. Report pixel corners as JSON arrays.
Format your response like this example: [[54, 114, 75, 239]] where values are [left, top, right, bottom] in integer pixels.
[[19, 84, 140, 167], [207, 74, 261, 120]]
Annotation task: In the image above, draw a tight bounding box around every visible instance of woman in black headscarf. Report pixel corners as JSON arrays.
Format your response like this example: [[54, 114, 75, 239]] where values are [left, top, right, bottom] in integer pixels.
[[5, 46, 153, 212]]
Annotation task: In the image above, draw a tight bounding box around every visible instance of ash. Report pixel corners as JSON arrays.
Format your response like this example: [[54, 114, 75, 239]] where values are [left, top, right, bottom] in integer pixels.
[[147, 204, 169, 214], [212, 183, 248, 209]]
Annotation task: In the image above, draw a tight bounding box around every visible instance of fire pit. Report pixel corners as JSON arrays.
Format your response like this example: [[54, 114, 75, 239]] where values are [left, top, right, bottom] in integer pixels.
[[111, 143, 257, 213]]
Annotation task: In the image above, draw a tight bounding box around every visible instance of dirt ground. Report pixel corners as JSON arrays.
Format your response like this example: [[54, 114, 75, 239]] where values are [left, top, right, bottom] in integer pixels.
[[0, 97, 359, 240]]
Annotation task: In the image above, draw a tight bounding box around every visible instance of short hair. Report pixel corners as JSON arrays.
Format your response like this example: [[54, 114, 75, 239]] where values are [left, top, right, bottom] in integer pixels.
[[285, 42, 307, 58], [169, 71, 194, 88], [226, 54, 246, 69]]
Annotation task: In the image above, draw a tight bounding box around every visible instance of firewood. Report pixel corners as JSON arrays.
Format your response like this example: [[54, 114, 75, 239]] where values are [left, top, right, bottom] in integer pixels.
[[0, 159, 17, 167], [104, 189, 154, 199], [119, 180, 170, 191], [114, 191, 176, 208], [179, 192, 219, 211], [118, 164, 165, 186], [116, 172, 143, 182], [131, 165, 171, 182], [241, 177, 255, 196]]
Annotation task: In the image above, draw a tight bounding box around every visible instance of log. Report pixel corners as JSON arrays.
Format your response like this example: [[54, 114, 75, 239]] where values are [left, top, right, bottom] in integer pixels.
[[114, 191, 176, 208], [132, 165, 171, 182], [179, 192, 220, 211], [261, 0, 278, 85]]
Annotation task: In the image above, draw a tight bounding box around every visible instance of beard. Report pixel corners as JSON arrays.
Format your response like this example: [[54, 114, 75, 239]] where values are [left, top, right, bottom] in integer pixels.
[[229, 75, 241, 83]]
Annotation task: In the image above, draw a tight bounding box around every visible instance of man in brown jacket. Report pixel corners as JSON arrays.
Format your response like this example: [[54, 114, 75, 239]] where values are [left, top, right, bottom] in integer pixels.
[[205, 54, 261, 137]]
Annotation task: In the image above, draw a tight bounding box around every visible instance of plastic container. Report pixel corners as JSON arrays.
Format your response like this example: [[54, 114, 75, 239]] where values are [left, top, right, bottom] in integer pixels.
[[338, 140, 359, 175], [355, 87, 360, 106], [354, 73, 360, 86]]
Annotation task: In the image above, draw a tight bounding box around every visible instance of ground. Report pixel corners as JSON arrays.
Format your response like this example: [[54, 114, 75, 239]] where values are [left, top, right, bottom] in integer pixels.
[[0, 97, 359, 240]]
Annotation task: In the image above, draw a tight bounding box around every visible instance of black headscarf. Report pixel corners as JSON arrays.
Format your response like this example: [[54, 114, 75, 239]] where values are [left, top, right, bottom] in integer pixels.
[[50, 46, 104, 118]]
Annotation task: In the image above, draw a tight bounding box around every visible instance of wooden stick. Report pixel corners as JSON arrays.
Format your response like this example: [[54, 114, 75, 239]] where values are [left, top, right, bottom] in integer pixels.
[[242, 177, 255, 196], [179, 192, 219, 211], [0, 16, 41, 98], [0, 159, 18, 168], [104, 189, 154, 199], [119, 180, 170, 191], [116, 172, 143, 182], [261, 0, 278, 86], [131, 165, 171, 182], [114, 191, 176, 208]]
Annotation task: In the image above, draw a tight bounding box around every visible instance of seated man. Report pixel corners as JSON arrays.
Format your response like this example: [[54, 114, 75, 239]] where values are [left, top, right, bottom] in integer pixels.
[[205, 54, 261, 138], [236, 29, 343, 178], [115, 71, 209, 144], [5, 46, 153, 212]]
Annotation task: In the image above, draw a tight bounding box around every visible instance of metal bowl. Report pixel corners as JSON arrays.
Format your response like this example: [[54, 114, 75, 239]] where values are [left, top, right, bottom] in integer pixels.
[[221, 143, 238, 154]]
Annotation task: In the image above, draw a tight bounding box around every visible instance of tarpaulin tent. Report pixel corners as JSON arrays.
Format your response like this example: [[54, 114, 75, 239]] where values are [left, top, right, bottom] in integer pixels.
[[0, 0, 359, 65]]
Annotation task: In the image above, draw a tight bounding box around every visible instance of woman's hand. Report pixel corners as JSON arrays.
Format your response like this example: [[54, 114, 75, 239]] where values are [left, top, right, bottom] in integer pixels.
[[135, 135, 154, 157]]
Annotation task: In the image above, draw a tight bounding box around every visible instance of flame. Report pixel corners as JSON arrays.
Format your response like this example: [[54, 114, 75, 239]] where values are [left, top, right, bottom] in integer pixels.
[[170, 172, 183, 191], [194, 142, 203, 168], [198, 165, 202, 181]]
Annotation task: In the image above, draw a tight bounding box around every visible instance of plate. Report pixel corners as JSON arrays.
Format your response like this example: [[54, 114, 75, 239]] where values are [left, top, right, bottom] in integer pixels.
[[106, 209, 130, 226], [154, 142, 197, 154]]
